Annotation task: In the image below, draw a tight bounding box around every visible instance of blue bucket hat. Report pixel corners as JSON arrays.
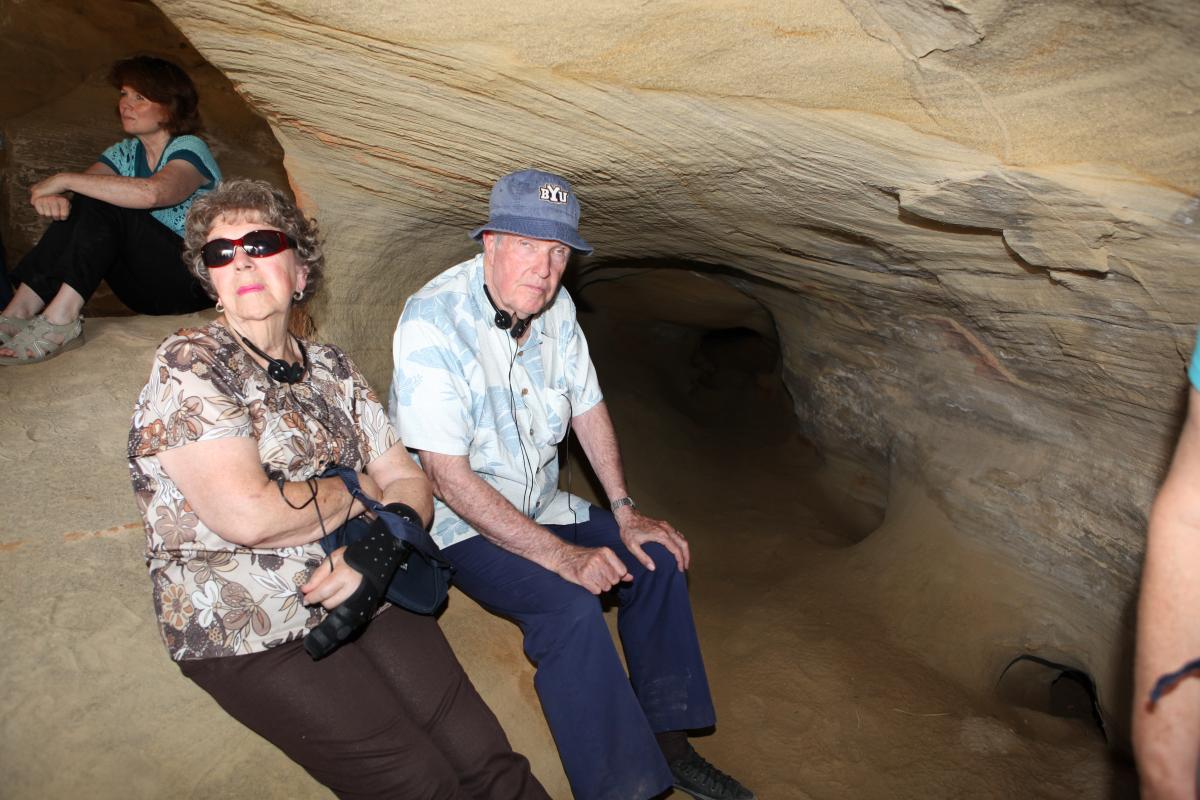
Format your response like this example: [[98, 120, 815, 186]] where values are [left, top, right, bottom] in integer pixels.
[[470, 168, 593, 254]]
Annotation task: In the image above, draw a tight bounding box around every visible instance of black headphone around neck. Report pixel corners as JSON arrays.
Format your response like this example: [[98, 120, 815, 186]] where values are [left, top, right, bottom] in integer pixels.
[[483, 284, 531, 339], [241, 333, 309, 384]]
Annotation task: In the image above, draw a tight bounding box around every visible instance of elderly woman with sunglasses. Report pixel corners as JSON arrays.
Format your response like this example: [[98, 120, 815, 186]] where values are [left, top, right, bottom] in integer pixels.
[[128, 179, 549, 799], [1, 56, 219, 364]]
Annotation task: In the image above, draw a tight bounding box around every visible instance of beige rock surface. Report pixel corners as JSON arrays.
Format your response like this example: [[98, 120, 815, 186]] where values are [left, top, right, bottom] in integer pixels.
[[0, 305, 1137, 798], [146, 0, 1199, 742], [3, 0, 1199, 796]]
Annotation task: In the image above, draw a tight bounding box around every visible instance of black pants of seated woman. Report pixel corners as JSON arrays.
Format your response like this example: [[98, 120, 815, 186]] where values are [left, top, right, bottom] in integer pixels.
[[11, 195, 212, 314], [181, 606, 550, 800]]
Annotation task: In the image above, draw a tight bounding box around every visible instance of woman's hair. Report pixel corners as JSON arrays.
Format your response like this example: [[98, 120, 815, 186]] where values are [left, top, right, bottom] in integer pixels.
[[183, 180, 325, 305], [108, 56, 201, 136]]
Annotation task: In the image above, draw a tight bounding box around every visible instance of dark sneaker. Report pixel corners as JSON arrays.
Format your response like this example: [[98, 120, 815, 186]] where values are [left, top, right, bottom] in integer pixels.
[[668, 745, 755, 800]]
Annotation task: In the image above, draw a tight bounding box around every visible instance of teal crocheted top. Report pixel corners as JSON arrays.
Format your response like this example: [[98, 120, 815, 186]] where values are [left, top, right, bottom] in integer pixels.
[[98, 135, 221, 235]]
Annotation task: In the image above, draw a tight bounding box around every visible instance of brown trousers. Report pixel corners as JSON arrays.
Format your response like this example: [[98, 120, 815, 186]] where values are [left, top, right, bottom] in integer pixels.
[[181, 606, 549, 800]]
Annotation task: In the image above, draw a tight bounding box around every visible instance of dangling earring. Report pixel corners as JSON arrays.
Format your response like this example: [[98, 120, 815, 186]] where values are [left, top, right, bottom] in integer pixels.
[[215, 298, 224, 313], [293, 290, 304, 302]]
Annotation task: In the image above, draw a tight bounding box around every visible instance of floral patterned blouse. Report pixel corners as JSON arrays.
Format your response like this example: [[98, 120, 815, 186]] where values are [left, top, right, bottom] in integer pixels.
[[128, 321, 396, 661]]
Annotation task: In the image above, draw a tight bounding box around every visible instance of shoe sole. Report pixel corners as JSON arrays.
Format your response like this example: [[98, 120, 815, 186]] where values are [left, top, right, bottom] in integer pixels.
[[673, 784, 756, 800]]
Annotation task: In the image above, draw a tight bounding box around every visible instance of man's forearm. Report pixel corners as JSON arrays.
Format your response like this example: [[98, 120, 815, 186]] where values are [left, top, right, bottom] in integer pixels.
[[569, 401, 691, 573], [570, 401, 629, 505], [421, 451, 568, 569]]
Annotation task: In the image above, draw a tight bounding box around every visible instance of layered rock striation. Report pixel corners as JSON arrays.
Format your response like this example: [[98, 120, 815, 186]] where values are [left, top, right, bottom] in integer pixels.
[[145, 0, 1200, 732], [3, 0, 1198, 789]]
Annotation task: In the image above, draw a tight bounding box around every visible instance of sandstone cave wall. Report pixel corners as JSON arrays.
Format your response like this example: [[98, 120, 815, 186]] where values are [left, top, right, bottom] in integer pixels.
[[4, 0, 1198, 747], [147, 0, 1200, 730], [152, 4, 1198, 569]]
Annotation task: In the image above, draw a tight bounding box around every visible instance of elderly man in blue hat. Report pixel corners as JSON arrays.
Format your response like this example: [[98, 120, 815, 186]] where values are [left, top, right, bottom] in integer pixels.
[[388, 168, 753, 800]]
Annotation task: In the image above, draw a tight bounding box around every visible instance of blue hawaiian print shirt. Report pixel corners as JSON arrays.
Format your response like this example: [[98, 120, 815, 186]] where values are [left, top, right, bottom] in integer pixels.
[[389, 254, 604, 549]]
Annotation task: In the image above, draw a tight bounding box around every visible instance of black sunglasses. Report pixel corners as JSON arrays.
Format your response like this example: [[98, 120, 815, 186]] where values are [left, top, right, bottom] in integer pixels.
[[201, 229, 297, 268]]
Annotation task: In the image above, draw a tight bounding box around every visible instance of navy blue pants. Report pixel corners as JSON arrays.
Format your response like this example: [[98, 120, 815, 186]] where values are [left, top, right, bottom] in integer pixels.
[[444, 506, 716, 800]]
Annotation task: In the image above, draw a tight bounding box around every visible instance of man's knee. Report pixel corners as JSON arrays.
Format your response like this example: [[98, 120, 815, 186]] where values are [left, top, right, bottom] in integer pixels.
[[631, 543, 687, 589], [643, 542, 678, 572]]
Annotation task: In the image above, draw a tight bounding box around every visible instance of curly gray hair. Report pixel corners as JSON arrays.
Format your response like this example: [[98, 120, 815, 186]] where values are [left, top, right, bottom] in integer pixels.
[[183, 179, 324, 304]]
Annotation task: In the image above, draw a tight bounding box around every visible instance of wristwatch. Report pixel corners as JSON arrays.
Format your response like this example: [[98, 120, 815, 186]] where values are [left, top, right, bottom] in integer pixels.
[[610, 496, 636, 512]]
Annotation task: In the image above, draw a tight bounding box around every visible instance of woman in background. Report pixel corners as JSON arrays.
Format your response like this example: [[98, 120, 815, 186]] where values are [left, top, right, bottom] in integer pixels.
[[1, 55, 219, 364]]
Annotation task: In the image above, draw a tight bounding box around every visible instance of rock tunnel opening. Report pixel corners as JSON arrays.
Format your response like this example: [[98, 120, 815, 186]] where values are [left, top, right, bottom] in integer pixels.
[[557, 253, 1138, 794], [563, 258, 888, 547], [996, 654, 1108, 743], [562, 255, 1132, 770]]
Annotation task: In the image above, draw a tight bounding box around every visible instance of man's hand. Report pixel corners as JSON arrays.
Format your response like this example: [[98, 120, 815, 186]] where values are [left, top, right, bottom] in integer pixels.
[[553, 541, 631, 594], [301, 546, 364, 609], [31, 193, 71, 220], [616, 507, 689, 573]]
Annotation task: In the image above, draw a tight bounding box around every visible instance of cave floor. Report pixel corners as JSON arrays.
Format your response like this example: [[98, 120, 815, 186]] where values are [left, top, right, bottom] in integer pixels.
[[578, 301, 1139, 800], [0, 310, 1136, 799]]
